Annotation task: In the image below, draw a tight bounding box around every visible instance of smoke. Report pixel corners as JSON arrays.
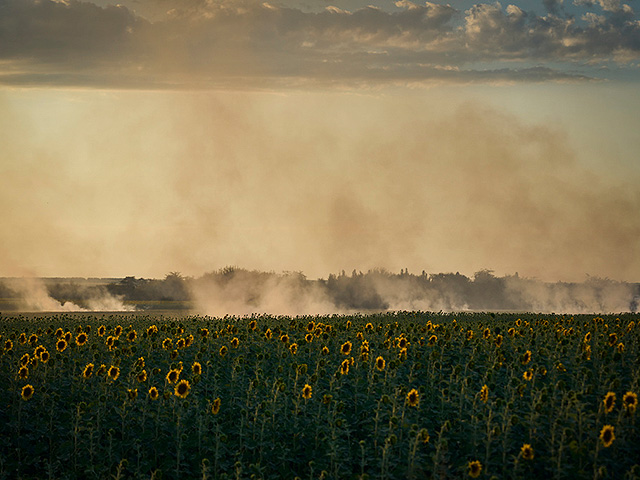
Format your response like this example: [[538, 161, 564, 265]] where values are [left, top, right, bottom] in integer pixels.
[[187, 268, 639, 315], [1, 277, 134, 312]]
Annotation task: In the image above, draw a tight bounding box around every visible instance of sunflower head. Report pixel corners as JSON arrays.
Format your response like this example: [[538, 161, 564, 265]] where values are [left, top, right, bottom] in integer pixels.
[[494, 334, 503, 347], [211, 397, 221, 415], [230, 337, 239, 348], [82, 363, 94, 379], [192, 362, 202, 376], [97, 325, 106, 336], [137, 370, 148, 383], [521, 350, 532, 365], [479, 384, 489, 403], [521, 443, 534, 460], [176, 338, 186, 349], [162, 338, 172, 350], [289, 343, 298, 355], [56, 338, 68, 353], [599, 425, 615, 447], [28, 334, 38, 345], [249, 320, 257, 331], [128, 388, 138, 400], [466, 330, 474, 341], [19, 366, 29, 379], [608, 333, 618, 347], [21, 384, 34, 401], [4, 339, 13, 351], [468, 460, 482, 478], [523, 370, 533, 381], [127, 330, 137, 342], [305, 333, 313, 343], [307, 321, 315, 332], [302, 384, 312, 400], [108, 366, 120, 381], [39, 349, 50, 363], [406, 388, 419, 407], [166, 369, 180, 384], [149, 386, 159, 400], [219, 346, 228, 357], [280, 334, 289, 344], [623, 391, 637, 413], [340, 359, 350, 375], [18, 333, 27, 344], [340, 341, 352, 355], [603, 392, 616, 414], [322, 346, 329, 356], [114, 325, 123, 338], [428, 335, 437, 347], [174, 379, 191, 398], [375, 356, 386, 371], [265, 328, 272, 340], [483, 328, 491, 340]]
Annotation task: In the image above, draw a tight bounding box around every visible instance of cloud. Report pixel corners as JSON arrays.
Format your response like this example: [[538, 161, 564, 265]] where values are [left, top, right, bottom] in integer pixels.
[[0, 0, 639, 88]]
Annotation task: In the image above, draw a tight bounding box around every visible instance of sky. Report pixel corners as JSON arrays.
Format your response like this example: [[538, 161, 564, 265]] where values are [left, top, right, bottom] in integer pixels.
[[1, 0, 639, 282]]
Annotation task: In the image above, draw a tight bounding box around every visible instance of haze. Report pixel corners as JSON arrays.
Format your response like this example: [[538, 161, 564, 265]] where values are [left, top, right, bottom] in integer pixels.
[[1, 0, 639, 284]]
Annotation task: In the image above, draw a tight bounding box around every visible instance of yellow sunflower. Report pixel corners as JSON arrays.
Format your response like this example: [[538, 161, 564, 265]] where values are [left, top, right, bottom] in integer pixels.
[[166, 368, 180, 384], [603, 392, 616, 414], [340, 359, 350, 375], [468, 460, 482, 478], [623, 391, 638, 414], [302, 384, 312, 400], [599, 425, 615, 448], [137, 370, 148, 383], [211, 397, 221, 415], [75, 332, 88, 346], [521, 443, 534, 460], [21, 384, 34, 401], [97, 325, 106, 336], [521, 350, 532, 365], [375, 356, 386, 371], [340, 341, 352, 355], [174, 379, 191, 398], [406, 388, 419, 407], [56, 338, 68, 353], [82, 363, 94, 379], [127, 330, 137, 342], [192, 362, 202, 376], [289, 343, 298, 355], [149, 386, 159, 400], [108, 366, 120, 381], [479, 384, 489, 403]]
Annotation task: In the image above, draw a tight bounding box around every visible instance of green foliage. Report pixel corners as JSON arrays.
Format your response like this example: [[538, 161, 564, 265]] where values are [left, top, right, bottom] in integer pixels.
[[0, 312, 639, 479]]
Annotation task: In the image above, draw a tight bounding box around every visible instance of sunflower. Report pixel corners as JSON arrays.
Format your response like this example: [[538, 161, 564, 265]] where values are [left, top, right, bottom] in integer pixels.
[[20, 353, 30, 366], [162, 338, 172, 350], [19, 333, 27, 344], [508, 327, 516, 337], [523, 370, 533, 381], [127, 330, 137, 342], [249, 320, 257, 331], [479, 384, 489, 403], [189, 362, 201, 376], [230, 337, 239, 348], [466, 330, 474, 341], [483, 328, 491, 340], [280, 334, 289, 344], [515, 319, 522, 327], [56, 338, 68, 353], [608, 333, 617, 347], [468, 460, 482, 478], [219, 346, 228, 357], [361, 340, 370, 354], [494, 334, 503, 347], [584, 332, 592, 343], [211, 397, 221, 415], [19, 366, 29, 379], [21, 384, 34, 401], [128, 388, 138, 400], [302, 384, 312, 400], [406, 388, 419, 407], [97, 325, 106, 336], [147, 325, 158, 336], [106, 336, 115, 349], [305, 333, 313, 343], [4, 339, 13, 351], [428, 335, 437, 347], [108, 366, 120, 381], [39, 349, 50, 363], [375, 356, 386, 371], [114, 325, 123, 338], [398, 337, 408, 349], [521, 443, 534, 460], [340, 341, 352, 355], [599, 425, 615, 448], [176, 338, 186, 349], [398, 348, 407, 360], [623, 391, 638, 414], [55, 328, 64, 338], [82, 363, 94, 379], [149, 386, 159, 400], [289, 343, 298, 355], [28, 333, 38, 345], [76, 332, 88, 346], [97, 364, 107, 375], [617, 342, 625, 353], [137, 370, 148, 382], [322, 346, 329, 356], [346, 320, 352, 329], [365, 322, 373, 331], [521, 350, 532, 365], [174, 379, 191, 398], [340, 359, 350, 375], [419, 428, 430, 443], [166, 369, 180, 384], [265, 329, 272, 340], [603, 392, 616, 414]]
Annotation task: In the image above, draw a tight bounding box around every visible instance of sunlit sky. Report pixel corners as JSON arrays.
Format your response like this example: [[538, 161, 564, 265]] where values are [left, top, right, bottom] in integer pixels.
[[1, 0, 639, 282]]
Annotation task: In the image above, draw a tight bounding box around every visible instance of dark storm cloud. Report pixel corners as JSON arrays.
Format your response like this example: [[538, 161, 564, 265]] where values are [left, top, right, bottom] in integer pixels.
[[0, 0, 639, 87]]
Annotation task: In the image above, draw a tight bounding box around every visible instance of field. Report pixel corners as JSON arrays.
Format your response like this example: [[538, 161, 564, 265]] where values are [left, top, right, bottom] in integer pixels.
[[1, 312, 638, 479]]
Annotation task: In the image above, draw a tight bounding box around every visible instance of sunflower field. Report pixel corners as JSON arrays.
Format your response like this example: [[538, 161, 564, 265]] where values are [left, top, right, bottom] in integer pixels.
[[0, 312, 638, 479]]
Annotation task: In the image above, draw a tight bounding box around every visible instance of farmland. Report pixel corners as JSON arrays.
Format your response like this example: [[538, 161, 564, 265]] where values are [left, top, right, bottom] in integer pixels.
[[1, 312, 638, 479]]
